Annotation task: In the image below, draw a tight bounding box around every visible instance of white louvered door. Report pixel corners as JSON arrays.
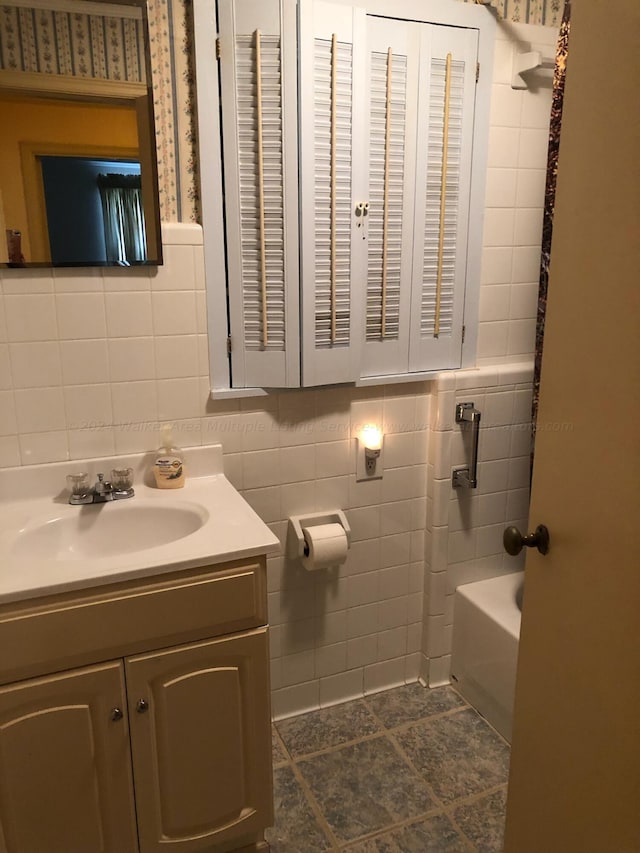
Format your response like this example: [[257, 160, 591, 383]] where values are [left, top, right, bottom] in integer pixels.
[[360, 16, 419, 378], [299, 1, 367, 386], [218, 0, 299, 388], [409, 23, 478, 373]]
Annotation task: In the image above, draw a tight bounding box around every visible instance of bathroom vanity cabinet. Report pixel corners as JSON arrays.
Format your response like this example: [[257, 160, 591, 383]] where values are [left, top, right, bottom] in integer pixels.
[[0, 557, 273, 853]]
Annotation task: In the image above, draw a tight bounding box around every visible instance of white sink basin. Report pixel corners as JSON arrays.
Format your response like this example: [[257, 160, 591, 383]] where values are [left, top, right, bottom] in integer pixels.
[[0, 445, 280, 604], [11, 501, 209, 562]]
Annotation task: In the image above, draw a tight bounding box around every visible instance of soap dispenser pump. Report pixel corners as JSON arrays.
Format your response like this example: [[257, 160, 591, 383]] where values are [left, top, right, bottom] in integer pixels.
[[153, 424, 185, 489]]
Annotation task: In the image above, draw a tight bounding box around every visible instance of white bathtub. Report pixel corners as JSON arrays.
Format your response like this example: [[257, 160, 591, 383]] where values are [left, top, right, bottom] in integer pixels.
[[451, 571, 524, 743]]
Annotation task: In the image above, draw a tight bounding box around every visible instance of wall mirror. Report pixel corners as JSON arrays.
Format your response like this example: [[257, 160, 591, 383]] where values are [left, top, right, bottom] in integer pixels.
[[0, 0, 162, 267]]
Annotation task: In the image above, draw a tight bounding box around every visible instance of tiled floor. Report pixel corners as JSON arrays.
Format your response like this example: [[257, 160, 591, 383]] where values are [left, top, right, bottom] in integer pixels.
[[267, 683, 510, 852]]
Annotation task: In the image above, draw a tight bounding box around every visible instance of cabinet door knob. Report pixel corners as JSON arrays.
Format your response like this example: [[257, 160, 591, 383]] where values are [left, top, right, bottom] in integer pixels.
[[110, 707, 123, 722], [136, 699, 149, 713]]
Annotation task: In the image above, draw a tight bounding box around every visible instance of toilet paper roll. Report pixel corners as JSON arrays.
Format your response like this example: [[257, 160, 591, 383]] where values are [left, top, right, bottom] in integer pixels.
[[301, 523, 348, 571]]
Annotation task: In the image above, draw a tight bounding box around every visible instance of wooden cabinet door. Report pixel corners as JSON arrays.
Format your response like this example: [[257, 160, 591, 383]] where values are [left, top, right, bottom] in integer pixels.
[[126, 627, 273, 853], [0, 661, 138, 853]]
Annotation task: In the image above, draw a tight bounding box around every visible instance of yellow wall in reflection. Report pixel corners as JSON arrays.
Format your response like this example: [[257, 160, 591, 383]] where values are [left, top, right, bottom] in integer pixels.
[[0, 97, 138, 261]]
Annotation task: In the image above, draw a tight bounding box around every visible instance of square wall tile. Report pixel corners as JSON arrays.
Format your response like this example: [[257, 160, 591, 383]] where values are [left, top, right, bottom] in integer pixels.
[[347, 635, 378, 670], [243, 449, 281, 489], [487, 127, 519, 169], [384, 432, 417, 469], [4, 294, 57, 341], [512, 246, 542, 283], [19, 430, 68, 465], [56, 293, 106, 340], [363, 658, 406, 695], [489, 84, 523, 128], [60, 340, 109, 385], [483, 208, 515, 248], [150, 244, 196, 290], [155, 335, 199, 379], [15, 387, 66, 432], [272, 681, 320, 721], [157, 378, 203, 421], [479, 285, 511, 323], [508, 319, 536, 356], [518, 129, 550, 170], [68, 427, 116, 460], [105, 292, 153, 338], [476, 322, 509, 360], [484, 168, 517, 208], [108, 337, 156, 382], [319, 670, 363, 708], [152, 291, 198, 336], [64, 385, 112, 430], [111, 380, 158, 426], [383, 394, 417, 434], [514, 208, 544, 247], [9, 342, 62, 388], [480, 247, 513, 285], [315, 439, 352, 479], [516, 169, 546, 209], [509, 284, 538, 320], [521, 88, 553, 129]]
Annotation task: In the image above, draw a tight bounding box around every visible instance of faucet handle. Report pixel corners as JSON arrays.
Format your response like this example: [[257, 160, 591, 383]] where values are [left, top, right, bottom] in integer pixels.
[[111, 467, 134, 491], [66, 472, 91, 496]]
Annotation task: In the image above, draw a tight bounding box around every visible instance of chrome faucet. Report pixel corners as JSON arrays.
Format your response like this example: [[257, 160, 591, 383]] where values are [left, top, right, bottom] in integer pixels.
[[93, 473, 114, 502], [67, 470, 135, 505]]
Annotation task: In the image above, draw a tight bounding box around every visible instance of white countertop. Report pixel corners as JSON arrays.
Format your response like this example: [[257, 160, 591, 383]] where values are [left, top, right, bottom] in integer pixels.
[[0, 445, 279, 605]]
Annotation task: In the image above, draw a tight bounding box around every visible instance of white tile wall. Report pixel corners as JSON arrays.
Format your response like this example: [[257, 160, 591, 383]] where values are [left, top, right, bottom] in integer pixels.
[[477, 22, 558, 366], [0, 20, 556, 714], [423, 363, 533, 687]]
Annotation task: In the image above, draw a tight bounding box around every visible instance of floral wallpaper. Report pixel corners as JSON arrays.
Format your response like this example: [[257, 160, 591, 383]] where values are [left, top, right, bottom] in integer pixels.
[[0, 0, 561, 223], [463, 0, 563, 26], [0, 3, 146, 82]]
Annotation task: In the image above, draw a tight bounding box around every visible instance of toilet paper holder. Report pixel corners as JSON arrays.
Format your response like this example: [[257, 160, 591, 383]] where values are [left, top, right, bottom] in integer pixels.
[[287, 511, 351, 559]]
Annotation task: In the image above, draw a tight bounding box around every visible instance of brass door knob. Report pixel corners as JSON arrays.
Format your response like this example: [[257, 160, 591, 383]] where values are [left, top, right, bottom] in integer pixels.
[[504, 524, 550, 556]]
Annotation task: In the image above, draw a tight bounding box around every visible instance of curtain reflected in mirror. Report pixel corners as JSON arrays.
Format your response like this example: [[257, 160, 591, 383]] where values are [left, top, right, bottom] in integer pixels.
[[98, 172, 146, 265], [0, 0, 162, 268]]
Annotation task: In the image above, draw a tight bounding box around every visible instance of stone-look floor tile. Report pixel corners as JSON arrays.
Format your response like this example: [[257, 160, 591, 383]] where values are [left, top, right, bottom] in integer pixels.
[[297, 735, 436, 843], [342, 813, 470, 852], [272, 727, 289, 766], [364, 684, 466, 729], [265, 765, 333, 852], [452, 787, 508, 852], [395, 709, 510, 804], [276, 699, 381, 758]]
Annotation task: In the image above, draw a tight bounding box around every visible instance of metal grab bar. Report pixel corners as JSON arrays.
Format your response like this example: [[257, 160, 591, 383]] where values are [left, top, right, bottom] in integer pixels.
[[452, 402, 481, 489]]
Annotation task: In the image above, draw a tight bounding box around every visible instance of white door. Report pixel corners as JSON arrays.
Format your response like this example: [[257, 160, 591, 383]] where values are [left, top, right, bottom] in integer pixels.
[[504, 2, 640, 850]]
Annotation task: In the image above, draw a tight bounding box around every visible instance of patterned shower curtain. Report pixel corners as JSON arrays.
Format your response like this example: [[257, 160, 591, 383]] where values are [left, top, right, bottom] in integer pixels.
[[531, 0, 572, 462]]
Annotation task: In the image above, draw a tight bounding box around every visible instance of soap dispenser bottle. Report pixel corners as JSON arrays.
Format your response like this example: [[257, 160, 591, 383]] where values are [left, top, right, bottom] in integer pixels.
[[153, 424, 185, 489]]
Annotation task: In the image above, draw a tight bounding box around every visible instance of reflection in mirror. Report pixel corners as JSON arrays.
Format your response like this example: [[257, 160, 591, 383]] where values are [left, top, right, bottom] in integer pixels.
[[0, 0, 162, 267]]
